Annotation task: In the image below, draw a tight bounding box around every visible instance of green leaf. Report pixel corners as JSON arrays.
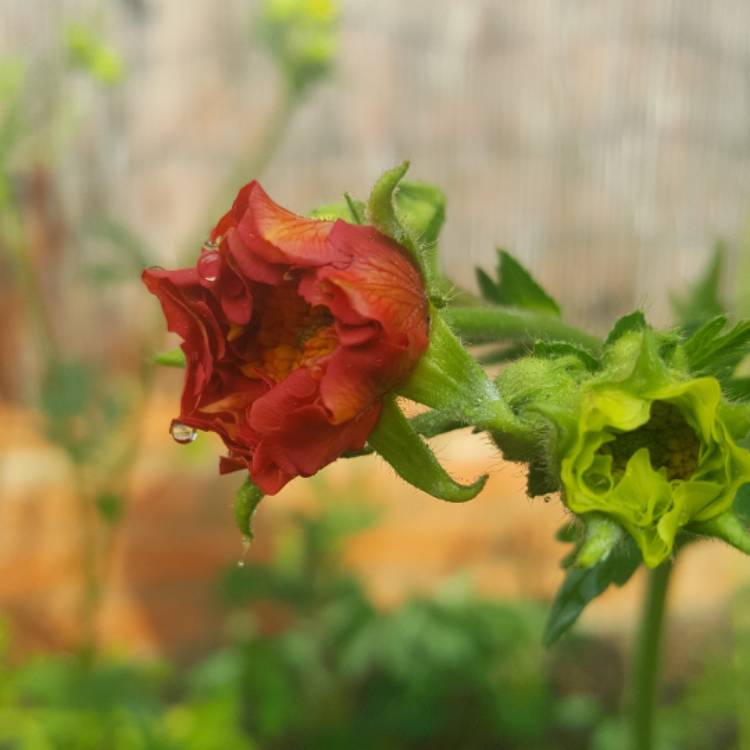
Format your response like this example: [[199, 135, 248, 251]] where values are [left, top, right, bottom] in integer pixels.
[[152, 348, 186, 368], [234, 479, 265, 540], [723, 377, 750, 401], [408, 409, 466, 438], [493, 250, 561, 317], [671, 243, 725, 331], [532, 341, 600, 371], [683, 316, 750, 382], [543, 536, 640, 646], [476, 267, 501, 304], [604, 310, 647, 346], [366, 161, 412, 248], [367, 397, 487, 502]]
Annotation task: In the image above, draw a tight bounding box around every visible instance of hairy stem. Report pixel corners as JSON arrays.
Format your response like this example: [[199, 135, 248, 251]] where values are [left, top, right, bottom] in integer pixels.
[[443, 306, 601, 352], [630, 562, 673, 750]]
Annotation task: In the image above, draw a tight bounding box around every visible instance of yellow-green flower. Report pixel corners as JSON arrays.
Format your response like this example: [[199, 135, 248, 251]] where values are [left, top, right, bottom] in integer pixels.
[[560, 333, 750, 567]]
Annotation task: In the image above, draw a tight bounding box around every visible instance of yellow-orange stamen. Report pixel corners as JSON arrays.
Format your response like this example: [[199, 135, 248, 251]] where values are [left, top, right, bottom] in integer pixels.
[[236, 282, 337, 383]]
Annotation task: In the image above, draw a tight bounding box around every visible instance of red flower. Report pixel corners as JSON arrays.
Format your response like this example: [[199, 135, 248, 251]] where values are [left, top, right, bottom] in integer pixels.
[[143, 181, 429, 494]]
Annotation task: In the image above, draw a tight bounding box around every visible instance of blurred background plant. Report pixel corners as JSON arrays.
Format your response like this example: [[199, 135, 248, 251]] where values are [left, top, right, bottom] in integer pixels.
[[1, 0, 339, 656], [0, 496, 747, 749]]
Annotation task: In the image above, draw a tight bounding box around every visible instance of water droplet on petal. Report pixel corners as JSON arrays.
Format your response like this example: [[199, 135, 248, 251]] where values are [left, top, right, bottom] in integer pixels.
[[170, 420, 197, 444], [198, 250, 221, 282]]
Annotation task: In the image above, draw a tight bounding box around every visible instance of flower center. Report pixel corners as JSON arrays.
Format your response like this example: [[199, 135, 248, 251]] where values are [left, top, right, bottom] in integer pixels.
[[598, 400, 700, 480], [236, 281, 337, 383]]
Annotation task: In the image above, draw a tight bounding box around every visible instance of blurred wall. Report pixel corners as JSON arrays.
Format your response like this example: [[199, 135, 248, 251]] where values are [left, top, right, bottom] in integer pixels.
[[5, 0, 750, 331], [5, 0, 750, 330]]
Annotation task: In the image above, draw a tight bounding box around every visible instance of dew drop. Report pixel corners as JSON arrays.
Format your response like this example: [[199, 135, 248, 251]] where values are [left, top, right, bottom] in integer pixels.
[[170, 420, 197, 444], [236, 560, 245, 568], [197, 250, 221, 282]]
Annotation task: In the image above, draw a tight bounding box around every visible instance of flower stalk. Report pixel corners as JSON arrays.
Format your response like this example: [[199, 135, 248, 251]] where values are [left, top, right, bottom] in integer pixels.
[[630, 562, 673, 750]]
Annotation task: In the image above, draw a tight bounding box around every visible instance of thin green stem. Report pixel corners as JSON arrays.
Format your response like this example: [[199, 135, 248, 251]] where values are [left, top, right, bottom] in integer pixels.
[[630, 561, 673, 750], [443, 306, 601, 352]]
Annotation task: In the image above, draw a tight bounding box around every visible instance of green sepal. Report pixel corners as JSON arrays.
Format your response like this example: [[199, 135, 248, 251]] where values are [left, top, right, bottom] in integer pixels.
[[308, 194, 365, 224], [367, 161, 413, 249], [671, 243, 725, 332], [393, 179, 446, 284], [543, 535, 641, 646], [367, 396, 487, 502], [398, 310, 519, 434], [604, 310, 646, 346], [690, 510, 750, 555], [532, 341, 600, 371], [477, 343, 530, 366], [476, 249, 561, 317], [153, 348, 186, 368], [366, 162, 448, 298], [234, 478, 265, 541]]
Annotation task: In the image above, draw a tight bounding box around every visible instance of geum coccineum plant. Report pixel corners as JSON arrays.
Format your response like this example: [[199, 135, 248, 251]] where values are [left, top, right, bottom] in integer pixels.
[[147, 163, 750, 750]]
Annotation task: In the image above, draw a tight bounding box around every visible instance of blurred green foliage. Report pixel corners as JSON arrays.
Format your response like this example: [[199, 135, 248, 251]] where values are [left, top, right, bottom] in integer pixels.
[[258, 0, 338, 94], [64, 24, 125, 85], [0, 499, 745, 749]]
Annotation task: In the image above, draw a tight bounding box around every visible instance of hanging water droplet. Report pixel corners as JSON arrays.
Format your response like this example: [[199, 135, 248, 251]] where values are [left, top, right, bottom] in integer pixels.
[[170, 420, 197, 444], [197, 250, 221, 282], [236, 560, 245, 568]]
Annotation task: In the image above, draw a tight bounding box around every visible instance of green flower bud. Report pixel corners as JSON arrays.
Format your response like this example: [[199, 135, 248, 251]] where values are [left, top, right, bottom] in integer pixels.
[[493, 325, 750, 567]]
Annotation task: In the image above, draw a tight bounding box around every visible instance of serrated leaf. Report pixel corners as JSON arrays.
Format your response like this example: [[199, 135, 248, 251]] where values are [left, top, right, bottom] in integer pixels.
[[604, 310, 647, 346], [532, 341, 600, 371], [152, 348, 186, 368], [476, 267, 501, 304], [683, 316, 750, 382], [671, 243, 725, 331], [724, 377, 750, 401], [234, 479, 265, 540], [543, 536, 640, 646], [367, 396, 487, 502], [493, 250, 561, 317]]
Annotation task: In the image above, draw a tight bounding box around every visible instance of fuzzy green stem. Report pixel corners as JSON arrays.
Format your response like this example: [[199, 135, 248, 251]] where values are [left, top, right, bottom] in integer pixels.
[[630, 562, 672, 750], [443, 306, 601, 352]]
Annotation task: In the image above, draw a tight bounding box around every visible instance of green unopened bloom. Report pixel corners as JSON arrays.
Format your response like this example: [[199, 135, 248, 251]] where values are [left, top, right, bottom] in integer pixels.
[[493, 324, 750, 568], [562, 374, 750, 566]]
